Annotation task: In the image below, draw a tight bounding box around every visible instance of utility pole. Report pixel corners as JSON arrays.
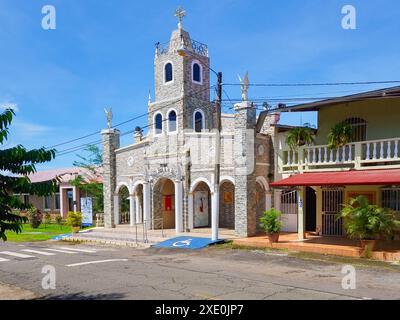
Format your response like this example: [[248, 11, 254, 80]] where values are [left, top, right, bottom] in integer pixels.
[[212, 72, 222, 241]]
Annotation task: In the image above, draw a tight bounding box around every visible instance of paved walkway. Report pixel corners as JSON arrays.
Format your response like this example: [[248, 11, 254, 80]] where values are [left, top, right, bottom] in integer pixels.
[[68, 225, 237, 247], [234, 233, 400, 262]]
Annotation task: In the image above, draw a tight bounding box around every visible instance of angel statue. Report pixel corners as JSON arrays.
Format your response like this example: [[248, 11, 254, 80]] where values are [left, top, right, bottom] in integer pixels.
[[104, 107, 113, 129], [237, 72, 250, 102]]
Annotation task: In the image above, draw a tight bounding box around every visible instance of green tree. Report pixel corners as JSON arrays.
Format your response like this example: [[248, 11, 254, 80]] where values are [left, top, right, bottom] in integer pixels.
[[71, 145, 103, 213], [285, 123, 315, 149], [327, 121, 352, 149], [0, 109, 56, 241]]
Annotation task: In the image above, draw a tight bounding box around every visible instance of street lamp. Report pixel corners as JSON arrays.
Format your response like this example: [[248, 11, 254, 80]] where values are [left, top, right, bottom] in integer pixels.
[[177, 46, 222, 241]]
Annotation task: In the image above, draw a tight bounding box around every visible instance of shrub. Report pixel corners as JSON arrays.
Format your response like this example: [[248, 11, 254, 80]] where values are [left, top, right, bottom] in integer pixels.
[[55, 214, 63, 225], [27, 207, 43, 229], [339, 196, 397, 240], [66, 211, 83, 228], [259, 209, 283, 234]]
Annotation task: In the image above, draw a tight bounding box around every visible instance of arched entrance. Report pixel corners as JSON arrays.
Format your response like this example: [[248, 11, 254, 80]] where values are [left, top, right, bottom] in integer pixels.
[[117, 185, 130, 225], [153, 178, 175, 229], [132, 183, 144, 224], [219, 180, 235, 229], [192, 181, 211, 228]]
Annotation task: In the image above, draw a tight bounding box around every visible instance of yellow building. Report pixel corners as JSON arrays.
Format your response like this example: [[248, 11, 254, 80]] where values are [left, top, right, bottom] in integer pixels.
[[271, 86, 400, 240]]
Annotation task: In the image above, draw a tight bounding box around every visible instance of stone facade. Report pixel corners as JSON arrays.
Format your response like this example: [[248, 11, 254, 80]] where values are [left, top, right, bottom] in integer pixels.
[[102, 20, 274, 238]]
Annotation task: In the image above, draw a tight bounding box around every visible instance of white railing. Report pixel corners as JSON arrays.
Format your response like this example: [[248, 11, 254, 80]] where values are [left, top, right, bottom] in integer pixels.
[[280, 137, 400, 172]]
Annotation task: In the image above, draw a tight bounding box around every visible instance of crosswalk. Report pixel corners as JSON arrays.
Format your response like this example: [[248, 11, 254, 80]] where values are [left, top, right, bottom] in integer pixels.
[[0, 246, 98, 262]]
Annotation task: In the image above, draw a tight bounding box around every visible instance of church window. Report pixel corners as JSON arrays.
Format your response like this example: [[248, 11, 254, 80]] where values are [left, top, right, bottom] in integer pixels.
[[192, 62, 201, 83], [154, 113, 163, 135], [168, 110, 177, 133], [165, 62, 173, 83], [194, 110, 204, 132]]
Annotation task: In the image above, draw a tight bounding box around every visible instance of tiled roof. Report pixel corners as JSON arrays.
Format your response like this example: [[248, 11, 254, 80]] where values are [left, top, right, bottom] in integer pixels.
[[27, 167, 103, 184]]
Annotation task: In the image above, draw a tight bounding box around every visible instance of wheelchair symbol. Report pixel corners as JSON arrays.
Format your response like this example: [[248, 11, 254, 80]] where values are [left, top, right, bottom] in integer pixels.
[[172, 239, 193, 247]]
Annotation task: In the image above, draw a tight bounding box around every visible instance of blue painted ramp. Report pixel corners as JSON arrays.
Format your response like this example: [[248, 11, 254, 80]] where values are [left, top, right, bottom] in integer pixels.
[[153, 236, 223, 250]]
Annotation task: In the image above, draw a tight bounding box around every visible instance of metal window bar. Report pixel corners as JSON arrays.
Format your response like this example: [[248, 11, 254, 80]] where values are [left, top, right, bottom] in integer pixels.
[[280, 189, 298, 215], [381, 188, 400, 212], [322, 188, 344, 236]]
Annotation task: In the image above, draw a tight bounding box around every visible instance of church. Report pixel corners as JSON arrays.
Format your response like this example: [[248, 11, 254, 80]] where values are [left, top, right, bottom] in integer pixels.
[[101, 8, 276, 238]]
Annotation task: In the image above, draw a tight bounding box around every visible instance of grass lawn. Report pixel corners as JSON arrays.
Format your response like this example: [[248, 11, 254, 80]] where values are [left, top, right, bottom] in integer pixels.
[[5, 223, 72, 242]]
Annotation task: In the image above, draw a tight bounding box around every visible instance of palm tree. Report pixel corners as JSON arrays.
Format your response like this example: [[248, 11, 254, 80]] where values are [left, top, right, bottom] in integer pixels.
[[285, 125, 315, 150], [327, 122, 352, 149]]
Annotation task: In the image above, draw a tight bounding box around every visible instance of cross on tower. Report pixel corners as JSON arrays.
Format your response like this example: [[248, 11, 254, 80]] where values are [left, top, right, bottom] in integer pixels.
[[175, 6, 186, 29]]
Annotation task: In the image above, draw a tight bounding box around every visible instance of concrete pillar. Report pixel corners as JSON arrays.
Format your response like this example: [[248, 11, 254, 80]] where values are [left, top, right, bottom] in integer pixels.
[[101, 128, 120, 228], [135, 193, 141, 223], [113, 195, 119, 225], [59, 186, 65, 218], [265, 192, 272, 211], [143, 182, 151, 230], [129, 195, 135, 226], [297, 186, 306, 240], [274, 190, 282, 212], [175, 180, 183, 233], [188, 192, 194, 230], [72, 186, 77, 212], [234, 101, 257, 237], [211, 187, 219, 241]]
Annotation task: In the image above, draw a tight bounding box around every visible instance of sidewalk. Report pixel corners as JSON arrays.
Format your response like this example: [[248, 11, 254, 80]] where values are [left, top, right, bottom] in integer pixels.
[[0, 282, 37, 300]]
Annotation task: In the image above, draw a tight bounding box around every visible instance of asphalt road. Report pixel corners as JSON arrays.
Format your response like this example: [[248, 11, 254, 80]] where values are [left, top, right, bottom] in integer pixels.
[[0, 241, 399, 300]]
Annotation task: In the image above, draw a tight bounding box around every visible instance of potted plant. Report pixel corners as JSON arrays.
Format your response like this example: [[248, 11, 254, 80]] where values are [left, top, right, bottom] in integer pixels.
[[259, 209, 283, 243], [66, 211, 83, 233], [285, 124, 315, 150], [327, 121, 352, 149], [339, 196, 396, 254]]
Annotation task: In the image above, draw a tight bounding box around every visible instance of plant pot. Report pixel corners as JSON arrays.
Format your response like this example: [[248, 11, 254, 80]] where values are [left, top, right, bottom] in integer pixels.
[[360, 239, 377, 252], [267, 233, 280, 243], [72, 226, 81, 233]]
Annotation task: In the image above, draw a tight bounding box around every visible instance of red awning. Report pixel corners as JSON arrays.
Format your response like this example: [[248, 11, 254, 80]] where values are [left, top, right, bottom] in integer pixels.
[[271, 169, 400, 187]]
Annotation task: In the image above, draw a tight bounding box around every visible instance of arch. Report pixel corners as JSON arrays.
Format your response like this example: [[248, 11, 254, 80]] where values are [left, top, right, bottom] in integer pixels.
[[220, 176, 235, 186], [167, 108, 178, 133], [219, 179, 235, 230], [256, 176, 270, 191], [192, 60, 203, 84], [164, 62, 173, 83], [152, 178, 176, 230], [115, 181, 131, 195], [116, 184, 130, 225], [132, 180, 146, 193], [190, 177, 212, 193], [193, 109, 205, 132], [153, 112, 163, 136]]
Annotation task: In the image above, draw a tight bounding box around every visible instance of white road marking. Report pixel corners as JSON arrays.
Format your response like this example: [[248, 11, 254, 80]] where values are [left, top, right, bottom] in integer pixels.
[[0, 251, 35, 258], [0, 257, 10, 262], [21, 249, 56, 256], [44, 248, 78, 254], [58, 247, 97, 253], [66, 259, 128, 267]]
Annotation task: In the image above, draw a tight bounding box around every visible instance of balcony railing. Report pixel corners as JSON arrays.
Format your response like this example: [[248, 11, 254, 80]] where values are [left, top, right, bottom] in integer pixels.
[[155, 38, 209, 57], [280, 137, 400, 172]]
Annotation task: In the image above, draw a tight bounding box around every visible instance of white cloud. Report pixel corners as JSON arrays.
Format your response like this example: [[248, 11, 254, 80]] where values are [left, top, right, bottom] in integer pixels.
[[12, 119, 51, 136], [0, 102, 19, 112]]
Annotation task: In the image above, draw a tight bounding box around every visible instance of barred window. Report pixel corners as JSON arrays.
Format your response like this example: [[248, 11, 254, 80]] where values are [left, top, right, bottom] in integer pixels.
[[344, 117, 367, 142], [381, 188, 400, 211]]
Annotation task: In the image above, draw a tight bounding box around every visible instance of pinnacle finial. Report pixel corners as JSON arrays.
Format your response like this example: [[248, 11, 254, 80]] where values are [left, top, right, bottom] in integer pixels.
[[175, 6, 186, 29]]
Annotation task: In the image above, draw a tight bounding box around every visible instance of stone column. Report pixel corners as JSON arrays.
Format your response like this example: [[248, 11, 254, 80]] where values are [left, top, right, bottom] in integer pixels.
[[187, 192, 194, 230], [175, 180, 183, 233], [265, 192, 272, 211], [143, 182, 151, 230], [297, 186, 306, 240], [234, 101, 257, 237], [102, 128, 120, 228], [114, 195, 120, 225], [129, 195, 135, 226]]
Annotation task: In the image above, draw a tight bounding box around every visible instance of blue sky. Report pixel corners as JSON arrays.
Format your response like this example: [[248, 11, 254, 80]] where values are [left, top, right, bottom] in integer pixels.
[[1, 0, 399, 169]]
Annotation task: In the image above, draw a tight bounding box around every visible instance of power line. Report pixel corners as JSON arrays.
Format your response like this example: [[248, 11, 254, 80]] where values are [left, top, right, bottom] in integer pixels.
[[224, 80, 400, 87]]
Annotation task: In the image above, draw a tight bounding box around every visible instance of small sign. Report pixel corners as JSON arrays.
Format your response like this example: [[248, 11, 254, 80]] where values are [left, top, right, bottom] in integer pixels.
[[80, 197, 93, 227]]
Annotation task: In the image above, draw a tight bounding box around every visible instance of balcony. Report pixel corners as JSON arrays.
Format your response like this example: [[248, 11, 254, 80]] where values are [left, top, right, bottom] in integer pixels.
[[280, 137, 400, 173], [155, 38, 208, 58]]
